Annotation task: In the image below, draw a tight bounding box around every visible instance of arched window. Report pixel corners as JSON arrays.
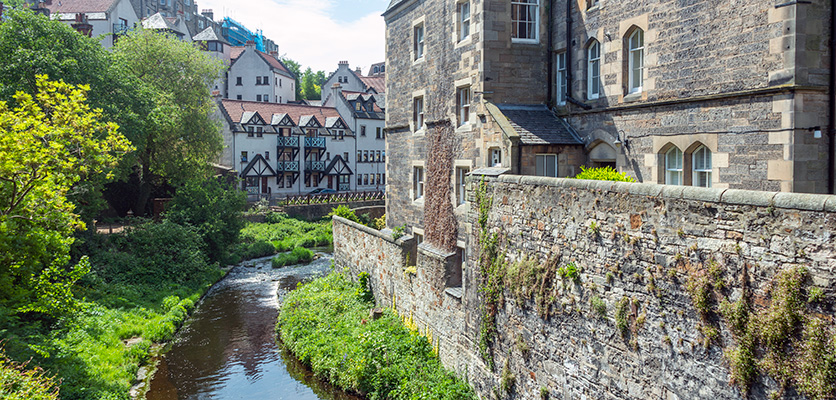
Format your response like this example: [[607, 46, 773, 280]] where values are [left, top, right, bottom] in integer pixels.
[[587, 40, 600, 99], [692, 145, 712, 187], [665, 147, 683, 185], [628, 29, 644, 93]]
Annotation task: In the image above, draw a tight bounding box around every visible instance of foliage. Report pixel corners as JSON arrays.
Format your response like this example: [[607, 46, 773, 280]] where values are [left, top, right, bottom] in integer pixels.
[[277, 272, 475, 400], [271, 247, 314, 268], [373, 214, 386, 230], [474, 179, 505, 370], [590, 296, 607, 319], [615, 296, 631, 338], [328, 205, 360, 223], [424, 121, 458, 252], [111, 27, 224, 213], [165, 178, 247, 262], [0, 347, 59, 400], [391, 225, 406, 240], [572, 166, 636, 182], [356, 272, 374, 303], [557, 262, 581, 284], [0, 76, 132, 318], [278, 57, 325, 100]]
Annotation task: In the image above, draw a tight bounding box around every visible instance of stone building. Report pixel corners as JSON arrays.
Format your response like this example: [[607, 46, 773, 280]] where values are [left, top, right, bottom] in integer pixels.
[[383, 0, 835, 241]]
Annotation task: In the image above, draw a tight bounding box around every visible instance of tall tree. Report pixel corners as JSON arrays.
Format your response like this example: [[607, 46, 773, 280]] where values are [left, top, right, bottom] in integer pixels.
[[281, 57, 302, 100], [111, 28, 224, 215], [0, 76, 132, 318]]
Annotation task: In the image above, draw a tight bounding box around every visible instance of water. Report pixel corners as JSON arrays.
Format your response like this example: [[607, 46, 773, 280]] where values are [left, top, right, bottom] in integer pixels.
[[145, 254, 360, 400]]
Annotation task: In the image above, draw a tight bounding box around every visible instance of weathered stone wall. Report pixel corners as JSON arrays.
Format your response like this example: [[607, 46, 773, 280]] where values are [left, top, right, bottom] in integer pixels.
[[335, 175, 836, 400]]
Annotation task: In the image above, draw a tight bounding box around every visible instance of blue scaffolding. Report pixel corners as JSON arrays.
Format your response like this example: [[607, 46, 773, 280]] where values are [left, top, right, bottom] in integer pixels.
[[221, 17, 266, 52]]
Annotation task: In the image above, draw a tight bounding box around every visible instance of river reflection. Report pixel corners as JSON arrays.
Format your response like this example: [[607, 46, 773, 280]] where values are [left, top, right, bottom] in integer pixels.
[[145, 254, 361, 400]]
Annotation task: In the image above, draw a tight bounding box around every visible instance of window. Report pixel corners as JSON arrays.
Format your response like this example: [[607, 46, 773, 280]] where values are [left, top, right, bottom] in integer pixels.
[[279, 96, 282, 103], [265, 151, 270, 160], [413, 96, 424, 130], [665, 147, 683, 185], [370, 174, 376, 185], [628, 29, 644, 94], [382, 151, 386, 162], [357, 150, 362, 162], [263, 95, 269, 103], [247, 126, 254, 137], [376, 127, 382, 139], [382, 173, 386, 184], [256, 127, 263, 137], [240, 151, 248, 162], [236, 77, 242, 86], [414, 24, 425, 60], [326, 152, 330, 160], [457, 86, 471, 126], [236, 95, 242, 100], [364, 151, 369, 162], [455, 167, 470, 206], [413, 166, 424, 199], [587, 0, 598, 9], [692, 145, 712, 187], [344, 152, 349, 161], [556, 52, 567, 105], [511, 0, 538, 42], [458, 1, 470, 41], [376, 151, 381, 162], [263, 75, 269, 85], [256, 94, 262, 102], [587, 40, 601, 99], [364, 174, 369, 185], [279, 79, 282, 87], [535, 154, 558, 177], [256, 76, 262, 85], [490, 148, 502, 167], [361, 126, 366, 136], [358, 175, 362, 185]]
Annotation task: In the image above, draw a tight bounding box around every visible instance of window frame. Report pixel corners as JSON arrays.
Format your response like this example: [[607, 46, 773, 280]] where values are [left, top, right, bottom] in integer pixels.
[[511, 0, 539, 43], [458, 1, 471, 42], [455, 166, 470, 206], [628, 29, 644, 94], [535, 153, 558, 177], [587, 40, 601, 99], [414, 23, 425, 60], [413, 96, 424, 131], [665, 147, 684, 186], [692, 145, 712, 188], [413, 166, 424, 200], [456, 86, 471, 127], [556, 51, 567, 105]]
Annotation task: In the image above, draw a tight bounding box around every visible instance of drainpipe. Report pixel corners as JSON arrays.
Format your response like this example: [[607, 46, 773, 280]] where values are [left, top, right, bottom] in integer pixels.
[[829, 0, 835, 194], [565, 0, 572, 105], [546, 0, 554, 106]]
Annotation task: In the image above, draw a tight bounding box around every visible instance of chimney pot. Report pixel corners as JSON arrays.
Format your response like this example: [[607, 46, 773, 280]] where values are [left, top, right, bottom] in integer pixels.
[[201, 8, 213, 20]]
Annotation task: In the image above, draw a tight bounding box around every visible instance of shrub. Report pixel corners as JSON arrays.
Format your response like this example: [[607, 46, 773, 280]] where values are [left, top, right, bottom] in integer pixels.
[[271, 247, 314, 268], [165, 178, 247, 263], [0, 348, 59, 400], [327, 205, 360, 223], [572, 166, 636, 182]]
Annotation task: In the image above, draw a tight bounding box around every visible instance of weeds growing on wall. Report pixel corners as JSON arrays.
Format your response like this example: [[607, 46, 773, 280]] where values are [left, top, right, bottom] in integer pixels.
[[277, 272, 475, 400], [474, 179, 503, 370], [423, 121, 458, 252]]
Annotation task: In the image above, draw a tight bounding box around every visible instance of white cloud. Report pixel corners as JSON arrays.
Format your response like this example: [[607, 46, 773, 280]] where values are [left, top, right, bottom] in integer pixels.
[[199, 0, 386, 74]]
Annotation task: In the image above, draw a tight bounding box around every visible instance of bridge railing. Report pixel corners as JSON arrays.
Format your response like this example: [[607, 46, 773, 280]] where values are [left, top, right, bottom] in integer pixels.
[[278, 190, 385, 205]]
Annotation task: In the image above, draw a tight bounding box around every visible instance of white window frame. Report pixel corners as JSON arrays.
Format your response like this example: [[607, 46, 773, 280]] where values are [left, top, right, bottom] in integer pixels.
[[490, 148, 502, 167], [628, 29, 644, 94], [459, 1, 471, 42], [511, 0, 539, 43], [413, 96, 424, 131], [455, 166, 470, 206], [587, 40, 601, 99], [457, 86, 471, 126], [535, 154, 558, 177], [556, 51, 567, 105], [665, 147, 684, 185], [413, 166, 424, 200], [414, 24, 425, 60], [692, 145, 712, 187]]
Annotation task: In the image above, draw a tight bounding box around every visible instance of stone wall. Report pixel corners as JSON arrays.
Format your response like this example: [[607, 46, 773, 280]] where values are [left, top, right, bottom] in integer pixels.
[[335, 174, 836, 400]]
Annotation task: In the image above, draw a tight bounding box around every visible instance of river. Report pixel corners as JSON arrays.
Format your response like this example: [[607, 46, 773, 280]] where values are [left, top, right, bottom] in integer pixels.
[[145, 253, 360, 400]]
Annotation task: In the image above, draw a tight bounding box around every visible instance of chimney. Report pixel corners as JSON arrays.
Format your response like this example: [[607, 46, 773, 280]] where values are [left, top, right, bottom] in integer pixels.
[[71, 13, 93, 37], [201, 8, 213, 20], [245, 40, 255, 51], [269, 50, 278, 60], [331, 83, 343, 101], [338, 60, 348, 67], [355, 67, 362, 75]]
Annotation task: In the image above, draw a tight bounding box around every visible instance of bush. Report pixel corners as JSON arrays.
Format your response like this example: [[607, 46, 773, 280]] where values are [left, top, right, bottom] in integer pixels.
[[327, 205, 360, 223], [0, 348, 59, 400], [278, 272, 475, 400], [165, 178, 247, 262], [271, 247, 314, 268], [572, 166, 636, 182]]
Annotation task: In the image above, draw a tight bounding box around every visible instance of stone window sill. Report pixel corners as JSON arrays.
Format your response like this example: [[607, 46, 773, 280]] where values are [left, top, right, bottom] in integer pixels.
[[445, 287, 463, 299], [623, 92, 642, 103]]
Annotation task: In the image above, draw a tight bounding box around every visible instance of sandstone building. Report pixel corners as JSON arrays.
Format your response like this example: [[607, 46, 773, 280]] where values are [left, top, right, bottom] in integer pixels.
[[383, 0, 834, 244]]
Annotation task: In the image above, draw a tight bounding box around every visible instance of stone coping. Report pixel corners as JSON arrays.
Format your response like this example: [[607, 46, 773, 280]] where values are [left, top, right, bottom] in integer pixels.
[[332, 215, 413, 245], [469, 173, 836, 212]]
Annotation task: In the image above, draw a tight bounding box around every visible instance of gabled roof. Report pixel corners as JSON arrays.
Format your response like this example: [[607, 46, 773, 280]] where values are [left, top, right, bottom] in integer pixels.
[[192, 27, 229, 44], [220, 100, 344, 134], [492, 104, 583, 146], [271, 113, 296, 127], [230, 46, 245, 60], [325, 116, 347, 129], [240, 153, 276, 177], [229, 46, 295, 78], [359, 75, 385, 94], [44, 0, 118, 14], [142, 13, 189, 37], [241, 111, 266, 125], [367, 62, 385, 76], [340, 91, 385, 120], [325, 156, 353, 176]]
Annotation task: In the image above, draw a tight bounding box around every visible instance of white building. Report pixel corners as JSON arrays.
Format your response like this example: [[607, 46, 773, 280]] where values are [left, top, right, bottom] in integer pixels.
[[219, 100, 373, 198], [227, 41, 296, 104], [322, 61, 386, 108], [192, 26, 230, 97], [44, 0, 139, 48]]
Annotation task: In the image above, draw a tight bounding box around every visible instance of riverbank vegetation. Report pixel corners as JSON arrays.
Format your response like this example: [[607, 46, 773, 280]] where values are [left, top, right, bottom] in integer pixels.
[[277, 272, 475, 400], [230, 212, 333, 263]]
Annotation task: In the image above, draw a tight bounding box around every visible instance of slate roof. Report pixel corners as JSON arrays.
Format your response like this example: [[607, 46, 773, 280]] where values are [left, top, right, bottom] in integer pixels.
[[44, 0, 117, 14], [494, 104, 583, 145], [192, 27, 229, 44], [359, 75, 385, 94], [220, 100, 345, 134], [229, 46, 295, 78], [384, 0, 408, 15], [367, 62, 385, 76], [142, 13, 189, 37]]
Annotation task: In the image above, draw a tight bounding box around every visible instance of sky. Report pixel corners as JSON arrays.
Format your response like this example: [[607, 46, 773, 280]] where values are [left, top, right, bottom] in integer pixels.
[[199, 0, 389, 74]]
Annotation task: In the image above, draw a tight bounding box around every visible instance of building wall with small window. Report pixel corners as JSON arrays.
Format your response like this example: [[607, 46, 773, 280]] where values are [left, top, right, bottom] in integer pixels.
[[227, 43, 295, 103], [553, 0, 832, 193]]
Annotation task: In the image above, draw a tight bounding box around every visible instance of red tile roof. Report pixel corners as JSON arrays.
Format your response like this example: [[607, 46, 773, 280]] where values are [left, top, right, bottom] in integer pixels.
[[45, 0, 117, 13], [230, 46, 245, 60], [359, 75, 385, 93], [220, 100, 341, 126]]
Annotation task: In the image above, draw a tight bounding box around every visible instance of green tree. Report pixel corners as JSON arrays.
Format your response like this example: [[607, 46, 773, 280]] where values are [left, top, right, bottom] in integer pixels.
[[281, 57, 302, 99], [300, 67, 322, 100], [111, 28, 224, 215], [0, 9, 151, 222], [165, 178, 247, 263], [0, 76, 133, 318]]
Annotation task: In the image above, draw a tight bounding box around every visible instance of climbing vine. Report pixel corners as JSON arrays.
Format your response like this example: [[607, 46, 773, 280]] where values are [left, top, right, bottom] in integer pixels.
[[475, 178, 503, 370]]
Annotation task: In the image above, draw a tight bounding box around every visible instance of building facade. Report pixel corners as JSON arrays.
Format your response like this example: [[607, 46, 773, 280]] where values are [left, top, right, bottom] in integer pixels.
[[43, 0, 139, 48], [227, 41, 296, 104], [383, 0, 835, 242]]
